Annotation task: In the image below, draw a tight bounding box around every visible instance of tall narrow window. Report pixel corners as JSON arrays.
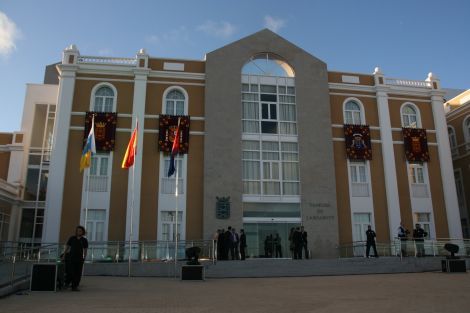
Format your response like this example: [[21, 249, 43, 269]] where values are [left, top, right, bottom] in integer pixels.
[[85, 209, 106, 242], [94, 86, 115, 112], [409, 163, 428, 198], [464, 116, 470, 150], [448, 126, 457, 157], [344, 101, 362, 125], [161, 157, 184, 194], [165, 89, 185, 115], [401, 104, 419, 128], [87, 154, 110, 192], [414, 213, 431, 239], [349, 161, 369, 197]]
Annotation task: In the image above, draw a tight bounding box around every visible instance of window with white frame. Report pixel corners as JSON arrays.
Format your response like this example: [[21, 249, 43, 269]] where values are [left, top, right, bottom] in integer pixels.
[[87, 154, 110, 192], [242, 140, 299, 196], [414, 213, 431, 239], [344, 101, 363, 125], [464, 116, 470, 149], [165, 89, 185, 115], [448, 126, 457, 157], [85, 209, 106, 242], [161, 157, 184, 194], [454, 170, 467, 214], [93, 86, 115, 112], [349, 161, 369, 197], [242, 83, 297, 135], [160, 211, 182, 241], [401, 104, 419, 128], [409, 163, 428, 198]]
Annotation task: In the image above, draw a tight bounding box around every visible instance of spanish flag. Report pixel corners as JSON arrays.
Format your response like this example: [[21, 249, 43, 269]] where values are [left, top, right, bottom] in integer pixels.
[[122, 120, 138, 169], [80, 115, 96, 172], [167, 118, 181, 177]]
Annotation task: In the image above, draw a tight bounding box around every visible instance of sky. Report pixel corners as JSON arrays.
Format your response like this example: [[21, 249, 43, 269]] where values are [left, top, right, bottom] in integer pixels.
[[0, 0, 469, 132]]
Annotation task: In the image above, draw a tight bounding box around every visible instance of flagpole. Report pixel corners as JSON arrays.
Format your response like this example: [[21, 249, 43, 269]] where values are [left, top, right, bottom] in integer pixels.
[[84, 166, 91, 229], [128, 118, 137, 277], [174, 157, 179, 278]]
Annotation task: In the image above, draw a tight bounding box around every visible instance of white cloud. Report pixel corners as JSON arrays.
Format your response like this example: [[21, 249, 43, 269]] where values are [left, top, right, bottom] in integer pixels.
[[264, 15, 286, 33], [145, 26, 190, 45], [197, 20, 236, 38], [0, 11, 20, 57]]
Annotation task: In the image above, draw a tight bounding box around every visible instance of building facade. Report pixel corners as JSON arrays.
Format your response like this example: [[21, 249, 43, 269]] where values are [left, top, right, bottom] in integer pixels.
[[445, 90, 470, 238], [3, 29, 463, 257]]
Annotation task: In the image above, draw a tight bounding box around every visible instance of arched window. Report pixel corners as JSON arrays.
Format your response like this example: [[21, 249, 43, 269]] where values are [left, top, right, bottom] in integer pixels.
[[165, 89, 185, 115], [448, 126, 457, 157], [401, 104, 419, 128], [242, 53, 294, 77], [344, 100, 363, 125], [93, 86, 115, 112]]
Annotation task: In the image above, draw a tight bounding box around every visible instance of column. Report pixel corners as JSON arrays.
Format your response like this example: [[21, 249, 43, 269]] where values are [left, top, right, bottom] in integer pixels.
[[42, 45, 79, 243], [7, 204, 20, 241], [427, 73, 463, 239], [125, 49, 149, 241], [374, 68, 402, 241]]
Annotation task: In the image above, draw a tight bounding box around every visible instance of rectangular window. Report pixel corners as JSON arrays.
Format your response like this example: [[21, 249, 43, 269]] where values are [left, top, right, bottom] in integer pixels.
[[353, 213, 372, 242], [260, 94, 277, 102], [160, 211, 182, 241], [161, 158, 184, 194], [349, 161, 369, 197], [88, 154, 110, 192], [414, 213, 431, 239], [85, 209, 107, 242], [409, 163, 428, 198]]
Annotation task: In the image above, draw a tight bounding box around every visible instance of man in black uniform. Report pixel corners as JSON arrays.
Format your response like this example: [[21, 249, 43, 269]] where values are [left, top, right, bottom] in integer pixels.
[[274, 233, 283, 258], [239, 229, 247, 260], [365, 225, 378, 258], [293, 227, 302, 259], [64, 226, 88, 291], [413, 223, 428, 257]]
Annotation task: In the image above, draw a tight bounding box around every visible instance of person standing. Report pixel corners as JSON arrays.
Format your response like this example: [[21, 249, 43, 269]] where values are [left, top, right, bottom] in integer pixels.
[[225, 227, 232, 260], [300, 226, 309, 259], [288, 227, 295, 259], [413, 224, 428, 257], [231, 228, 240, 260], [64, 226, 88, 291], [239, 229, 247, 260], [365, 225, 378, 258], [274, 233, 283, 258], [397, 222, 410, 257], [293, 227, 302, 259]]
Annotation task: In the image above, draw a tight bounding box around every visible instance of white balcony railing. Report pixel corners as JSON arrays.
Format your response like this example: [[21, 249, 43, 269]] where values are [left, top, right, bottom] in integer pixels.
[[450, 142, 470, 159], [411, 183, 429, 198], [77, 55, 137, 66], [86, 175, 108, 192], [385, 78, 432, 88], [351, 182, 370, 197], [161, 178, 184, 195]]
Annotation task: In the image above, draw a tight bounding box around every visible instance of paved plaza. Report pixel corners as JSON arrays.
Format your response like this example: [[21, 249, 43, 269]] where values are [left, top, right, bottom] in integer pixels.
[[1, 272, 469, 313]]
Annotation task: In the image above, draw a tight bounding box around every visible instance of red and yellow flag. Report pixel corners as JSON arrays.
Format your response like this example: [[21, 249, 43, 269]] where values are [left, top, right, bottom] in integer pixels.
[[122, 120, 138, 169]]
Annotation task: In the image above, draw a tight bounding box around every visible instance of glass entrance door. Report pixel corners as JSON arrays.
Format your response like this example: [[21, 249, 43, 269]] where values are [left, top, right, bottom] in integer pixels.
[[244, 222, 300, 258]]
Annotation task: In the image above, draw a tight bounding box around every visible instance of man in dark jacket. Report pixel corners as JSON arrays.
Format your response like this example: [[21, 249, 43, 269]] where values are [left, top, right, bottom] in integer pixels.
[[239, 229, 247, 260], [413, 224, 428, 257], [365, 225, 378, 258], [293, 227, 302, 259], [64, 226, 88, 291], [300, 226, 308, 259]]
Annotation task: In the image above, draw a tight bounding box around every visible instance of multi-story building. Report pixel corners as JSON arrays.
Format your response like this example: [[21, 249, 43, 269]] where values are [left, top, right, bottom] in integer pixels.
[[2, 29, 463, 257], [445, 90, 470, 238]]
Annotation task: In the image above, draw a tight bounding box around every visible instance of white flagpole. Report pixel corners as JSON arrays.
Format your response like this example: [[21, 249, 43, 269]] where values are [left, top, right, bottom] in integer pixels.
[[174, 156, 179, 278], [84, 115, 95, 233], [128, 118, 137, 277]]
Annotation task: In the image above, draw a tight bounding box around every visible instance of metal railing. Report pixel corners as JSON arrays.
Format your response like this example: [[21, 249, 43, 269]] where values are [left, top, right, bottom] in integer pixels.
[[337, 238, 470, 258], [384, 78, 432, 89], [450, 142, 470, 159]]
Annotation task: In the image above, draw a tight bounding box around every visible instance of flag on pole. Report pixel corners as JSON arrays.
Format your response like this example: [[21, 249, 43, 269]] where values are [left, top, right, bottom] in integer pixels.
[[122, 120, 138, 169], [80, 115, 96, 172], [167, 118, 181, 177]]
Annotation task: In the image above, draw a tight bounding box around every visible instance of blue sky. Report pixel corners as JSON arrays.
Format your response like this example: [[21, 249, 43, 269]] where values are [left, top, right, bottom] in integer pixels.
[[0, 0, 469, 132]]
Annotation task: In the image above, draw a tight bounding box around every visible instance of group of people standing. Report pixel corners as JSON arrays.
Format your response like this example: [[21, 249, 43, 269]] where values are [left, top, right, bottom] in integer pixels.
[[215, 227, 247, 260], [288, 226, 309, 259]]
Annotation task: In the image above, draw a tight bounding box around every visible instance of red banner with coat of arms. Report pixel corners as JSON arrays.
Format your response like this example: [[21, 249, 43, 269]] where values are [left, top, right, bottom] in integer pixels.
[[158, 115, 190, 153], [83, 112, 117, 152], [344, 124, 372, 160], [402, 128, 430, 162]]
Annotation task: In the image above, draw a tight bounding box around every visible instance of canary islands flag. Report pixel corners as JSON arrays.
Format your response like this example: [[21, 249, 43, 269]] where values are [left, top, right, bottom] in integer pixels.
[[167, 118, 181, 177], [80, 116, 96, 172]]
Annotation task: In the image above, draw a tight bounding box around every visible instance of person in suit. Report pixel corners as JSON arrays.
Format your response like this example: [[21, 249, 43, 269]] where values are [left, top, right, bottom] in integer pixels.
[[239, 229, 247, 260], [225, 227, 233, 260], [397, 222, 410, 257], [365, 225, 378, 258], [231, 228, 240, 260], [274, 233, 283, 258], [300, 226, 309, 259], [413, 224, 428, 257], [63, 226, 88, 291], [288, 227, 295, 259], [293, 227, 303, 259]]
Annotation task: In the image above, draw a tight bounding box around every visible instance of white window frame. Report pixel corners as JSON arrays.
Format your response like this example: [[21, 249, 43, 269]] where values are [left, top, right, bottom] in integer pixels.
[[463, 115, 470, 150], [352, 212, 373, 242], [84, 209, 107, 242], [400, 102, 421, 128], [343, 98, 366, 125], [348, 160, 371, 197], [90, 82, 117, 112], [448, 125, 458, 157], [413, 212, 433, 240], [159, 211, 183, 241], [408, 162, 429, 198], [162, 86, 188, 115]]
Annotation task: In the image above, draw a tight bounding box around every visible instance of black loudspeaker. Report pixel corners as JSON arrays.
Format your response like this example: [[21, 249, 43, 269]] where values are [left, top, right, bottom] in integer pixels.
[[441, 259, 467, 273], [30, 263, 61, 291], [181, 265, 204, 280]]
